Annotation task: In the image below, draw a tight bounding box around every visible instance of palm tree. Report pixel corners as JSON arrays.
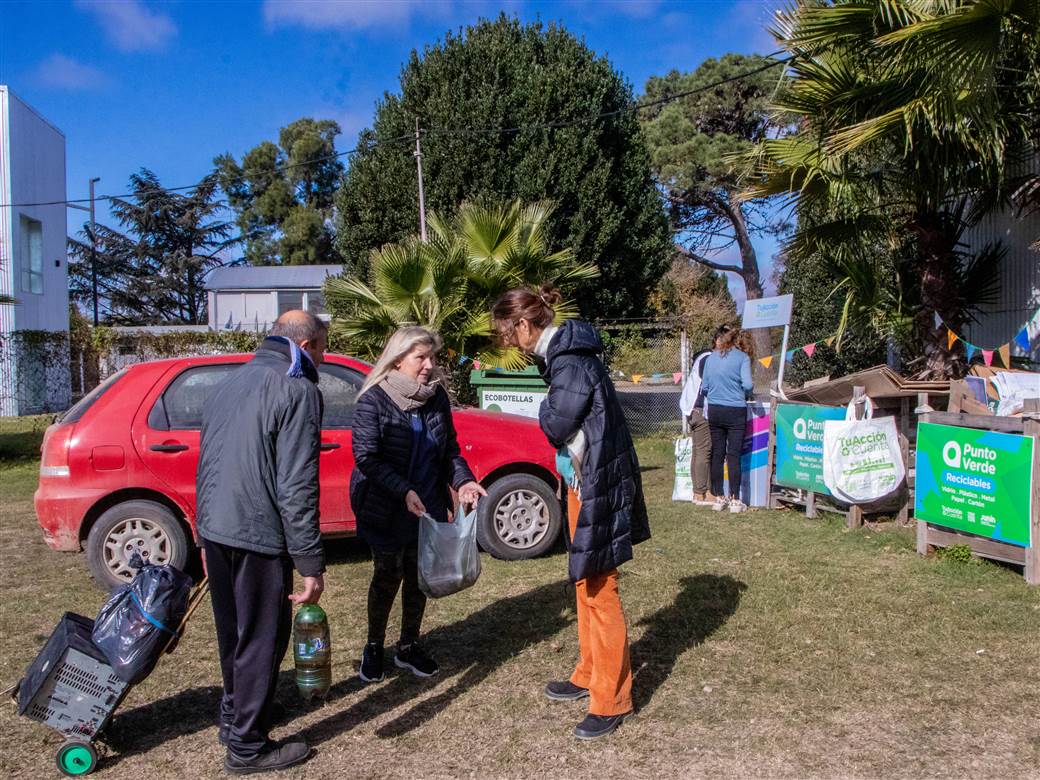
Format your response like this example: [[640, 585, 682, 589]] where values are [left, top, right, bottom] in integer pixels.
[[325, 200, 598, 368], [744, 0, 1039, 377]]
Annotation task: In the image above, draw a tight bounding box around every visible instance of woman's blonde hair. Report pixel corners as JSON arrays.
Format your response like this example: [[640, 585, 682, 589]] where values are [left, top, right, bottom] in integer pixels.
[[359, 326, 444, 396]]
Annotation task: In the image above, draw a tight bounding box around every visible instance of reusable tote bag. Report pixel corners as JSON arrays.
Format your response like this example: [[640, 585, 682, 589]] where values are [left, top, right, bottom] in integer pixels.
[[822, 398, 905, 503], [417, 507, 481, 598], [672, 437, 694, 502]]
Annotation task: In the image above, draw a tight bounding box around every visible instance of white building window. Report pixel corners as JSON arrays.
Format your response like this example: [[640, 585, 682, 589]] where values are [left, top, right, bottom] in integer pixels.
[[305, 290, 327, 316], [277, 291, 304, 316], [20, 216, 43, 294]]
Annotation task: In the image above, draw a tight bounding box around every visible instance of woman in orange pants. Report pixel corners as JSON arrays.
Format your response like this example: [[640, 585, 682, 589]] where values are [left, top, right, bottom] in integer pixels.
[[492, 285, 650, 740]]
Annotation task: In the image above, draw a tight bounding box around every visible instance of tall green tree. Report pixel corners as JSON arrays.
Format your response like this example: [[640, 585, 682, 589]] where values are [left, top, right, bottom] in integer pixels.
[[215, 118, 343, 265], [641, 53, 789, 357], [335, 14, 669, 318], [68, 170, 240, 324], [745, 0, 1039, 377], [325, 199, 597, 367]]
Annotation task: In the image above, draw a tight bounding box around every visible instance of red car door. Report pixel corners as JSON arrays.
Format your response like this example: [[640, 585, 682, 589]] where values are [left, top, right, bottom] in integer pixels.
[[132, 358, 362, 533]]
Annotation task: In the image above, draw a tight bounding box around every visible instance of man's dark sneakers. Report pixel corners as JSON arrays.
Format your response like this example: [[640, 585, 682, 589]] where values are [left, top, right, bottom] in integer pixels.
[[544, 680, 590, 701], [224, 739, 311, 774], [219, 702, 287, 746], [394, 641, 438, 678], [359, 642, 385, 682], [574, 712, 630, 740]]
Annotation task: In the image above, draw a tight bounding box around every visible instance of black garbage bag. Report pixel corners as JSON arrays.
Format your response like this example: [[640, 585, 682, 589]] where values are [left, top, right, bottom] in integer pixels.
[[91, 558, 193, 684]]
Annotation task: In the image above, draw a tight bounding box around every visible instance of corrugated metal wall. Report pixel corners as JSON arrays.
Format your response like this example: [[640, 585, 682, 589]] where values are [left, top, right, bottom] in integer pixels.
[[960, 205, 1040, 359]]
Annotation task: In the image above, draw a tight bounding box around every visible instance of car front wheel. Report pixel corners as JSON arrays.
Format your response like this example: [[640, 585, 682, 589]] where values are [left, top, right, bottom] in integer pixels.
[[86, 500, 190, 590], [476, 474, 562, 560]]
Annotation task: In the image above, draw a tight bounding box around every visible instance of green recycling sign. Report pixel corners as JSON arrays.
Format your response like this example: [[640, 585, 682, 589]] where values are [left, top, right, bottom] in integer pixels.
[[774, 404, 848, 495], [914, 422, 1035, 547]]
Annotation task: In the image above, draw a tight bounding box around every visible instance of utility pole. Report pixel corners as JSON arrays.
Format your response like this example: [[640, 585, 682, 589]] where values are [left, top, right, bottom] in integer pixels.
[[414, 118, 428, 242], [89, 177, 100, 325]]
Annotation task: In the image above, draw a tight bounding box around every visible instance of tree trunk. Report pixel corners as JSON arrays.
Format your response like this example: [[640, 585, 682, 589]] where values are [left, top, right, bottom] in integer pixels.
[[724, 195, 772, 362], [915, 212, 964, 379]]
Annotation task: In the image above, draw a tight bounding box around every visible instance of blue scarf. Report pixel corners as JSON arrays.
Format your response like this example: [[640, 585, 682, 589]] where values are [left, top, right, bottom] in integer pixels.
[[267, 336, 313, 377]]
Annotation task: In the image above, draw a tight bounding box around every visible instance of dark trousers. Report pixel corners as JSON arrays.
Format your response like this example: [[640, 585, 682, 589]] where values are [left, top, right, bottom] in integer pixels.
[[708, 405, 747, 500], [367, 545, 426, 646], [204, 538, 293, 758]]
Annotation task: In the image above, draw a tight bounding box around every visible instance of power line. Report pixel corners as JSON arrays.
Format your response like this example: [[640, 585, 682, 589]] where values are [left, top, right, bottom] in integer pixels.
[[1, 55, 789, 209]]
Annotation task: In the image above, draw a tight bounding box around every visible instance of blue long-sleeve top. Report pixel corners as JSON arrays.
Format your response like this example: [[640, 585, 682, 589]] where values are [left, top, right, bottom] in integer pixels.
[[701, 348, 753, 408]]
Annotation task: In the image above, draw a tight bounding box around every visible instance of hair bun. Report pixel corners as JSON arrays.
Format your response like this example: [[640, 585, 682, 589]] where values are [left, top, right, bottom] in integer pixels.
[[538, 284, 563, 307]]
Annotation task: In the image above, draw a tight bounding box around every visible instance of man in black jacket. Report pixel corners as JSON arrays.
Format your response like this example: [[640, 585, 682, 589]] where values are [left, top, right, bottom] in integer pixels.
[[197, 310, 327, 774]]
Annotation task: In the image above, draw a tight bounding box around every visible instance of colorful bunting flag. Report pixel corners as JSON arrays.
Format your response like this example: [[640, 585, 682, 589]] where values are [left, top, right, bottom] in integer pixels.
[[1015, 327, 1030, 352], [933, 311, 943, 329], [631, 374, 644, 384], [998, 343, 1010, 368], [824, 336, 835, 347], [759, 355, 773, 368], [982, 349, 993, 366], [964, 343, 977, 362], [803, 343, 816, 358], [785, 349, 795, 363], [947, 329, 958, 350], [672, 372, 683, 384]]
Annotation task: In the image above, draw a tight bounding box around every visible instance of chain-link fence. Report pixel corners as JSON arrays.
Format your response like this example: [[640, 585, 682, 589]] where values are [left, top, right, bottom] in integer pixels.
[[0, 332, 73, 419], [598, 320, 687, 436]]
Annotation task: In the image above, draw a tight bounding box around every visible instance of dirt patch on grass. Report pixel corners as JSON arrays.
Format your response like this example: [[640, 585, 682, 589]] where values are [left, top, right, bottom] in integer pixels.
[[2, 437, 1039, 778]]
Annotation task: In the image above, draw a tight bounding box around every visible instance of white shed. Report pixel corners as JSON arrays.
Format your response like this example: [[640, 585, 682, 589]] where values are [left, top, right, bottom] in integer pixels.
[[205, 264, 340, 331]]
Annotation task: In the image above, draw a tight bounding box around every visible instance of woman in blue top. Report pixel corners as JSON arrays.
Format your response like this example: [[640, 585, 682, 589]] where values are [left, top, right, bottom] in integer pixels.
[[699, 326, 754, 513]]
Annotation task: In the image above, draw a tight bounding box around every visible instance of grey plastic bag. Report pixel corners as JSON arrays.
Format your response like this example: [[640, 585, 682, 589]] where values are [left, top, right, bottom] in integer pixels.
[[417, 507, 481, 598]]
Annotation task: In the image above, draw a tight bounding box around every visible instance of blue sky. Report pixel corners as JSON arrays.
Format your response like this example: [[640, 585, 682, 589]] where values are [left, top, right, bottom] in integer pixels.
[[3, 0, 784, 304]]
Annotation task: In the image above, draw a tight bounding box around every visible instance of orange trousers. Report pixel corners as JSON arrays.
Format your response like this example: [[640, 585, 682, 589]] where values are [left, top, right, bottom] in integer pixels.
[[567, 491, 633, 717]]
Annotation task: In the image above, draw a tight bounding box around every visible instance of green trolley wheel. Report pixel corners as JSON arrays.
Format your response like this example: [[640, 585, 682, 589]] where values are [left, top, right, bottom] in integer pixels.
[[55, 741, 98, 776]]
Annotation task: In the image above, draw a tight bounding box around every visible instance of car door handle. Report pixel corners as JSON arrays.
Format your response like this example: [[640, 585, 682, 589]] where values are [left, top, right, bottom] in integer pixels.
[[150, 444, 189, 453], [320, 442, 341, 451]]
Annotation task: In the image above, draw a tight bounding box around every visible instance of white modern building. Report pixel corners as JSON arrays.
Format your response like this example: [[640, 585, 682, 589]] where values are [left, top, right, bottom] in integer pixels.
[[0, 87, 71, 416], [205, 264, 339, 331]]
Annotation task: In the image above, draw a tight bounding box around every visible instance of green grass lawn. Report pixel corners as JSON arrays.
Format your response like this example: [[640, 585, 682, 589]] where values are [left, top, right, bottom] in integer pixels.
[[1, 429, 1038, 779]]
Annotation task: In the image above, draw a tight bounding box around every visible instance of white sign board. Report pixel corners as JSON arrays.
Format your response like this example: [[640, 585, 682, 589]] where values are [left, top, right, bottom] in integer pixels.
[[742, 294, 793, 329], [480, 389, 547, 419]]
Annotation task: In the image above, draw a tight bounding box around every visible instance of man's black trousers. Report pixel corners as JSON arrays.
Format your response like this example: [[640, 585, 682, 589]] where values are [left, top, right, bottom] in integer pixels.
[[204, 538, 293, 758]]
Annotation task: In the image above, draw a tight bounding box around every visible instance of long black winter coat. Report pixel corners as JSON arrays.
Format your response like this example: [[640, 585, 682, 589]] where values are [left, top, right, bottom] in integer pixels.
[[197, 338, 325, 577], [349, 384, 476, 552], [539, 320, 650, 582]]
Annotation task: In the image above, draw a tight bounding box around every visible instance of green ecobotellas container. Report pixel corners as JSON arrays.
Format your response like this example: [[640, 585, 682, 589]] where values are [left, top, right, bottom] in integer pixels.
[[469, 365, 548, 420], [293, 604, 331, 700]]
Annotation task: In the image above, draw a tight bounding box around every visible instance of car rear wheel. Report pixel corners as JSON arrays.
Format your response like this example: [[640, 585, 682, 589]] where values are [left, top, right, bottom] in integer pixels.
[[86, 500, 190, 590], [476, 474, 562, 560]]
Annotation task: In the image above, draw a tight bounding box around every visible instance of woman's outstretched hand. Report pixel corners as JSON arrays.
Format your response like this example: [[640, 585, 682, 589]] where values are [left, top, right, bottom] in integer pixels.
[[458, 481, 487, 511]]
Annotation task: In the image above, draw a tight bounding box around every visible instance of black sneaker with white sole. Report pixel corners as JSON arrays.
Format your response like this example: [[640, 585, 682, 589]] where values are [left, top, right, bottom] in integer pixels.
[[544, 680, 590, 701], [359, 642, 385, 682], [394, 641, 438, 678], [574, 712, 630, 740]]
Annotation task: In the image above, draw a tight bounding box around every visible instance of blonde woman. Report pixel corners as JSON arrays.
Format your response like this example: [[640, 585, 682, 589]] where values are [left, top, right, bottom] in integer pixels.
[[350, 327, 486, 682]]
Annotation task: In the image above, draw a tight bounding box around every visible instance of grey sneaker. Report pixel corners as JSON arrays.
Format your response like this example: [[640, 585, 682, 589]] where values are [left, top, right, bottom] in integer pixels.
[[224, 739, 311, 774], [711, 497, 729, 512]]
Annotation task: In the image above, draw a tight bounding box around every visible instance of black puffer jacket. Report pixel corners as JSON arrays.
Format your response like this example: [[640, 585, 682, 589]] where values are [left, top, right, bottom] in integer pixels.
[[197, 338, 325, 577], [349, 383, 476, 551], [539, 320, 650, 581]]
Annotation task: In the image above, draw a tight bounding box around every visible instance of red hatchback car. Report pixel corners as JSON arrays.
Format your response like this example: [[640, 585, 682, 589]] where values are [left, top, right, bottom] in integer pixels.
[[35, 353, 563, 590]]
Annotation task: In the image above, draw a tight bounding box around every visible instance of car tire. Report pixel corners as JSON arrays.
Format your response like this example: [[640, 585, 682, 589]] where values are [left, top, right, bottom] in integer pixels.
[[476, 474, 562, 560], [86, 500, 190, 590]]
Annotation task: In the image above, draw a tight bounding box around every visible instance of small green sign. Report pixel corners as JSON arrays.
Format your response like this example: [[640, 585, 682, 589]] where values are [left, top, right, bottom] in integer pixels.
[[914, 422, 1035, 548], [774, 404, 847, 495]]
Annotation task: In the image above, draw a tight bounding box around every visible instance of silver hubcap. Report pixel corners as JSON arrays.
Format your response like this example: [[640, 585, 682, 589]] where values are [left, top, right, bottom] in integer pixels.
[[104, 518, 172, 581], [493, 489, 550, 550]]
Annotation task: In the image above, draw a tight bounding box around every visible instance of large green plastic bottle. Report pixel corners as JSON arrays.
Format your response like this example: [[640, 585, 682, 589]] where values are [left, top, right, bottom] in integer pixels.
[[293, 604, 331, 699]]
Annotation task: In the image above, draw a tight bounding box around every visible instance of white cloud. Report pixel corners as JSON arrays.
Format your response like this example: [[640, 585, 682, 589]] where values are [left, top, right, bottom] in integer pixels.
[[75, 0, 177, 52], [262, 0, 451, 31], [34, 54, 110, 90]]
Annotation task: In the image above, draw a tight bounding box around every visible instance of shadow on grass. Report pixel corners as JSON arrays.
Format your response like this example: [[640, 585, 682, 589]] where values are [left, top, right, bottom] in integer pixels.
[[631, 574, 745, 711], [300, 579, 572, 744]]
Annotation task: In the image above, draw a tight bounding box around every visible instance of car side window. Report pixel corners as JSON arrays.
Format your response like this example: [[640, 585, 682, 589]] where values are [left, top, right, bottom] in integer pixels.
[[319, 364, 364, 429], [151, 364, 241, 430]]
